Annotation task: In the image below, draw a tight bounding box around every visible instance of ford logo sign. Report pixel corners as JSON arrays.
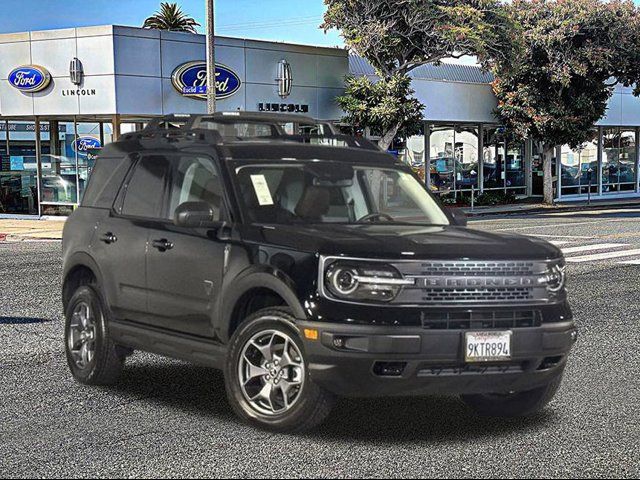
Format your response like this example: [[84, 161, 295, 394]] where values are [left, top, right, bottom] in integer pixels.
[[171, 61, 241, 100], [8, 65, 51, 93], [73, 136, 102, 154]]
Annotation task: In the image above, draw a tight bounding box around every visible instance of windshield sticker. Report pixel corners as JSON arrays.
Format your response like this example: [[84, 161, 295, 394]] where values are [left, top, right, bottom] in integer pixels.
[[250, 174, 274, 206]]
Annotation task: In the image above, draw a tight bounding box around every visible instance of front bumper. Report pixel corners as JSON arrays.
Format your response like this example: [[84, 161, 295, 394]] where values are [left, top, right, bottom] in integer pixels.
[[297, 320, 577, 398]]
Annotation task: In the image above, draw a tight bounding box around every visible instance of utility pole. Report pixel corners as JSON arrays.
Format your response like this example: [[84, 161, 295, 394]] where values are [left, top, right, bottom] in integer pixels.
[[205, 0, 216, 114]]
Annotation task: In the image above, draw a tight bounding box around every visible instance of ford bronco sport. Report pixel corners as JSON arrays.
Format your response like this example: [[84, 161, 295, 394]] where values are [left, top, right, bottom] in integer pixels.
[[62, 112, 576, 432]]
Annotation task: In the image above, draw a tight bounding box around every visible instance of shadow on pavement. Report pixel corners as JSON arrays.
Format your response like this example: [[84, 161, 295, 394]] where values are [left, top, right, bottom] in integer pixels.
[[108, 361, 234, 420], [0, 316, 51, 324], [312, 395, 555, 443], [108, 360, 554, 443]]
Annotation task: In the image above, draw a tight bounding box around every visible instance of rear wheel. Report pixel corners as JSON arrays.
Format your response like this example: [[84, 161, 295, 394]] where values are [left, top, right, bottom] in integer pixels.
[[64, 285, 124, 385], [461, 372, 564, 417], [225, 307, 334, 432]]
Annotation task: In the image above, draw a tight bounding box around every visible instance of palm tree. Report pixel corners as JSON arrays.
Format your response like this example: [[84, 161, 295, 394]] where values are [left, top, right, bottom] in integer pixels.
[[143, 2, 200, 34]]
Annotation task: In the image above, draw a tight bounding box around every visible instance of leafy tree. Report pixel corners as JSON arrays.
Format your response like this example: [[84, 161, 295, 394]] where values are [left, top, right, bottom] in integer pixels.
[[143, 2, 200, 33], [336, 74, 423, 149], [323, 0, 511, 150], [486, 0, 640, 204]]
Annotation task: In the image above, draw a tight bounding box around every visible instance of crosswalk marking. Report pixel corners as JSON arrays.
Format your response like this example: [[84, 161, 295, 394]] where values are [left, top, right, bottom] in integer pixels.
[[550, 240, 572, 246], [560, 243, 627, 254], [565, 248, 640, 263]]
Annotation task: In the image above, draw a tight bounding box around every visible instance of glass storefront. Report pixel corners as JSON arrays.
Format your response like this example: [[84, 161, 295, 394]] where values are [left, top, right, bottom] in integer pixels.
[[0, 118, 114, 216], [0, 121, 41, 215], [428, 124, 479, 194], [415, 123, 640, 201], [602, 128, 636, 193], [560, 132, 599, 196]]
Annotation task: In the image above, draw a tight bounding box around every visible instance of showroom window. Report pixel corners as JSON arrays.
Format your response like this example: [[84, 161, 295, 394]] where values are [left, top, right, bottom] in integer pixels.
[[428, 124, 479, 194], [560, 131, 599, 196], [602, 128, 636, 193]]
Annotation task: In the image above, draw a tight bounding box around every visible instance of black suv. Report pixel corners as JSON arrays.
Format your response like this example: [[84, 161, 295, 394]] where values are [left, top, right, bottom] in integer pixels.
[[62, 113, 576, 432]]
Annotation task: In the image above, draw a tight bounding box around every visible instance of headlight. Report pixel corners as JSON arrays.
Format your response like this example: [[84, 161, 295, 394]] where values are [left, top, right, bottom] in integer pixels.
[[542, 262, 566, 293], [325, 262, 414, 302]]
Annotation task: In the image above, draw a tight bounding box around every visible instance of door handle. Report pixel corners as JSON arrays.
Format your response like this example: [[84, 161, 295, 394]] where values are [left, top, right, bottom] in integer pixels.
[[151, 238, 174, 252], [100, 232, 117, 244]]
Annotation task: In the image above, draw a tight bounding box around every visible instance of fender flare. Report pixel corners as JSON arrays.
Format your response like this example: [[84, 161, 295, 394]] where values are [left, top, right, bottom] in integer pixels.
[[62, 251, 107, 308], [219, 265, 307, 342]]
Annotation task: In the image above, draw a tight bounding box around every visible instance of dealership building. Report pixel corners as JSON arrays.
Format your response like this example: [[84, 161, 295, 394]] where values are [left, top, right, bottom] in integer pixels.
[[1, 24, 640, 217]]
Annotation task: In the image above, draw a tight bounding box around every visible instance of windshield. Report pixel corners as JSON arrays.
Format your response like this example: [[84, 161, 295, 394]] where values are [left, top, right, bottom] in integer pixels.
[[232, 162, 450, 225]]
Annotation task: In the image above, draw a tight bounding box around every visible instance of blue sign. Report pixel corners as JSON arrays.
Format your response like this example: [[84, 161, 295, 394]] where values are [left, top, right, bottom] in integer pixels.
[[10, 156, 24, 171], [171, 61, 241, 100], [72, 136, 102, 155], [8, 65, 51, 93]]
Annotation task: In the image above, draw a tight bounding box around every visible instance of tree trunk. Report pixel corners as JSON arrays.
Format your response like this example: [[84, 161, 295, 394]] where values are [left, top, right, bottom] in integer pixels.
[[542, 144, 555, 205], [377, 123, 401, 151], [370, 124, 401, 210]]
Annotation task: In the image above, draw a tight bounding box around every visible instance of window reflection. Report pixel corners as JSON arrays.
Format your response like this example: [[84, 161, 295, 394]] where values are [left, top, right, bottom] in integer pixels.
[[560, 132, 598, 195], [0, 121, 40, 215], [602, 128, 636, 192], [428, 125, 478, 193]]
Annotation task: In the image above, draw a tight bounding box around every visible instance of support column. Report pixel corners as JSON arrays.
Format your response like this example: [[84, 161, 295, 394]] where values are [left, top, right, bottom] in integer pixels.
[[636, 127, 640, 194], [525, 139, 533, 197], [478, 124, 484, 193], [424, 122, 430, 190], [34, 116, 42, 217], [111, 114, 121, 141]]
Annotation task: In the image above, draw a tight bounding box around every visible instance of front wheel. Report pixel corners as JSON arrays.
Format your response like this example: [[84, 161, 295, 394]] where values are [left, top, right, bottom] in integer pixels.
[[224, 307, 334, 432], [461, 372, 564, 417]]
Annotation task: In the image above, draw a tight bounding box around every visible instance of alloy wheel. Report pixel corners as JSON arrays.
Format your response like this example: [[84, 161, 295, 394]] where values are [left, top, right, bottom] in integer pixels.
[[238, 329, 305, 416], [67, 301, 97, 369]]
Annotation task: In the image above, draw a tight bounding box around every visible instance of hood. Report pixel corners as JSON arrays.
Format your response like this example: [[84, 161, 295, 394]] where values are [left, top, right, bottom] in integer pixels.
[[242, 223, 562, 261]]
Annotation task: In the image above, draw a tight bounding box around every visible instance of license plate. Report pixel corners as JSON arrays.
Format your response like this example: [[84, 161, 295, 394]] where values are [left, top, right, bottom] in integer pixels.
[[465, 331, 512, 362]]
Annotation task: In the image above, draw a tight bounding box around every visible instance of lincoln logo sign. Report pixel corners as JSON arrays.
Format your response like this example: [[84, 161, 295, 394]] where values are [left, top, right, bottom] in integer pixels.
[[72, 136, 102, 154], [8, 65, 51, 93], [171, 61, 241, 100]]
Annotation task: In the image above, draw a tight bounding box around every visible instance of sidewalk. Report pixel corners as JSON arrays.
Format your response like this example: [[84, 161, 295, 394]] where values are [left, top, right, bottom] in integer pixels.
[[1, 197, 640, 240], [0, 218, 65, 241], [463, 197, 640, 217]]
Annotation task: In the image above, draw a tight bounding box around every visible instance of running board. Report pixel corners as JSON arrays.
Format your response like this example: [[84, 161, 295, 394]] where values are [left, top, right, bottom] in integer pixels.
[[110, 319, 226, 369]]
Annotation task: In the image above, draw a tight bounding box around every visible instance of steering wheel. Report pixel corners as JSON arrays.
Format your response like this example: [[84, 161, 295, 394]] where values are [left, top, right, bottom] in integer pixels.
[[357, 212, 395, 223]]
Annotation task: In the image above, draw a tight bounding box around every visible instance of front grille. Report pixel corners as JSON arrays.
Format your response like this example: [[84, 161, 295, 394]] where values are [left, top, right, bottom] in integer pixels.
[[410, 261, 536, 277], [391, 260, 548, 305], [421, 287, 534, 303], [421, 310, 542, 330]]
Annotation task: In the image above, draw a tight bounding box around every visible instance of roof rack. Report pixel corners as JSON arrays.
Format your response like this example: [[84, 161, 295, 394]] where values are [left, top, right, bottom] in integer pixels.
[[136, 113, 380, 151]]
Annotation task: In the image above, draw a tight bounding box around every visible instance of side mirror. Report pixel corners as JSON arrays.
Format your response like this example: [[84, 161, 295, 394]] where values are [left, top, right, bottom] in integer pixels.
[[449, 208, 468, 227], [174, 201, 220, 228]]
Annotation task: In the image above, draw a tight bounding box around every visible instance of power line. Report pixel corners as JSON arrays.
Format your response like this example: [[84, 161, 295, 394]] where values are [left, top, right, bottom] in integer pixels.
[[217, 16, 323, 31]]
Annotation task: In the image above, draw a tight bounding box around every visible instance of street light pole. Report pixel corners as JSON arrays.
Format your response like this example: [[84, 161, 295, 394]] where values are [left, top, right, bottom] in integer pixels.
[[205, 0, 216, 114]]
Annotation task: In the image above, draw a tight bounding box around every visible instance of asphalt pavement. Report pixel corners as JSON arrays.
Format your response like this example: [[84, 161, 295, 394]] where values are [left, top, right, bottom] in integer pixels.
[[1, 208, 639, 478]]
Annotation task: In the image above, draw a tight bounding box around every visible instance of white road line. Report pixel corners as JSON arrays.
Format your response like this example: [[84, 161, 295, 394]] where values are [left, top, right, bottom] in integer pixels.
[[561, 243, 627, 254], [495, 218, 635, 231], [619, 259, 640, 265], [566, 248, 640, 263], [528, 234, 595, 239]]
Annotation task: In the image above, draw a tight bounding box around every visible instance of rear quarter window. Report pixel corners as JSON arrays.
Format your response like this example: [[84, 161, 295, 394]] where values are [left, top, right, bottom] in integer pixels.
[[81, 155, 133, 209]]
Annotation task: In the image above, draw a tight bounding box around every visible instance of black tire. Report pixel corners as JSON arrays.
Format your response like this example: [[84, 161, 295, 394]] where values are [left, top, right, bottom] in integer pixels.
[[225, 307, 334, 432], [64, 285, 124, 386], [461, 371, 564, 417]]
